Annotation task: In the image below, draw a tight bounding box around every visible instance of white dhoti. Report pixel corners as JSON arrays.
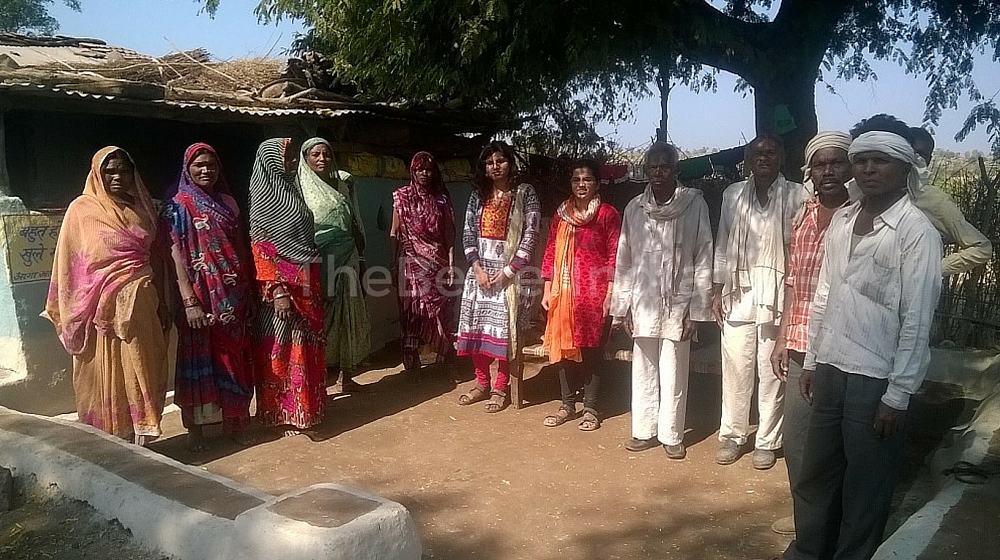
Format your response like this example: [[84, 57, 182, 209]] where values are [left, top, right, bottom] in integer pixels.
[[719, 321, 784, 450], [631, 337, 691, 446]]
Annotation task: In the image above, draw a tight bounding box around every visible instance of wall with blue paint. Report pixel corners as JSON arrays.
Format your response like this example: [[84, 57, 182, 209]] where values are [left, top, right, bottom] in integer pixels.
[[0, 197, 74, 414], [352, 177, 473, 353]]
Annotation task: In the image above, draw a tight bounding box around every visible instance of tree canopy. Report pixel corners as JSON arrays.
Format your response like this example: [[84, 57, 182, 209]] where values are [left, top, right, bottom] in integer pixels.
[[0, 0, 80, 35], [205, 0, 1000, 166]]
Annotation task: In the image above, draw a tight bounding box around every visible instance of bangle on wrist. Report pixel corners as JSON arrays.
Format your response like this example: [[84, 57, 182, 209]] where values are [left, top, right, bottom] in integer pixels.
[[273, 293, 290, 300], [182, 296, 199, 308]]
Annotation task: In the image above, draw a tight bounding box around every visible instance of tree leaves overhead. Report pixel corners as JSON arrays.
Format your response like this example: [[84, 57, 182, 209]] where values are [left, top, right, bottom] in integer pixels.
[[0, 0, 80, 35], [204, 1, 1000, 153]]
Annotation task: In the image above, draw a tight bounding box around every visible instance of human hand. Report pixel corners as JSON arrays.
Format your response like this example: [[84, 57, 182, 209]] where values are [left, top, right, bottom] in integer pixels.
[[611, 312, 633, 337], [185, 305, 211, 329], [873, 402, 906, 441], [541, 292, 552, 311], [603, 292, 612, 317], [274, 293, 296, 322], [770, 344, 789, 382], [474, 265, 490, 289], [680, 316, 696, 341], [711, 292, 724, 326], [488, 269, 507, 289], [799, 369, 815, 405]]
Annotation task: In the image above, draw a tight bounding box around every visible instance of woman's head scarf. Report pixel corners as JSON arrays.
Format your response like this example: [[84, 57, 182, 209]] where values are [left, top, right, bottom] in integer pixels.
[[247, 138, 318, 263], [44, 146, 159, 354]]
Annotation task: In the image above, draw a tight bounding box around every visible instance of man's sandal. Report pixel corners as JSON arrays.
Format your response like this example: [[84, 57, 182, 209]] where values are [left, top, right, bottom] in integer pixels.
[[484, 390, 507, 413], [458, 385, 489, 405], [543, 406, 577, 427], [578, 409, 601, 431]]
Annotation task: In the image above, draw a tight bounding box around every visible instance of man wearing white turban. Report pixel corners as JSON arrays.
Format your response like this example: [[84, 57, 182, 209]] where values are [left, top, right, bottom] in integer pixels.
[[712, 134, 805, 469], [769, 131, 853, 537], [847, 115, 992, 276], [783, 128, 942, 560]]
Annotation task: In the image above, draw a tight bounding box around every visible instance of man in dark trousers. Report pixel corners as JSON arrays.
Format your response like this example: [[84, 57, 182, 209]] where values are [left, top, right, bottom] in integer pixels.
[[783, 124, 942, 560]]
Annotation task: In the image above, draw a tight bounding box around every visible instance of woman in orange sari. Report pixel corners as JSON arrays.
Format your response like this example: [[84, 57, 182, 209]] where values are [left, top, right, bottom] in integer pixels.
[[540, 159, 620, 431], [45, 147, 170, 445]]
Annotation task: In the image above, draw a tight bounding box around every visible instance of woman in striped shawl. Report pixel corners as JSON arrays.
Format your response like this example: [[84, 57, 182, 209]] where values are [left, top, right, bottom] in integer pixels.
[[247, 138, 326, 435]]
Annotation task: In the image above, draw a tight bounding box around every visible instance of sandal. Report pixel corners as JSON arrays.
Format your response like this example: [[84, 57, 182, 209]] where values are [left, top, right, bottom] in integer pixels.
[[578, 409, 601, 431], [458, 385, 489, 406], [484, 390, 507, 413], [543, 406, 576, 427]]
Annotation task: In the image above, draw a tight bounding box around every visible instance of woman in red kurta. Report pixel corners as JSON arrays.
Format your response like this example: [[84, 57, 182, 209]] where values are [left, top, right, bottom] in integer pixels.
[[540, 159, 621, 430]]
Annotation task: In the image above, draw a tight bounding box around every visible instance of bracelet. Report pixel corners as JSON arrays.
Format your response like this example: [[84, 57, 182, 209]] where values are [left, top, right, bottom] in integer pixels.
[[273, 293, 290, 300], [182, 296, 199, 308]]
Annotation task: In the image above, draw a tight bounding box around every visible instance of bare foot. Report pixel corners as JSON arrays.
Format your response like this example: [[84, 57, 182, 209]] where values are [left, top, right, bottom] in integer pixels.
[[232, 430, 257, 447], [186, 426, 208, 452], [134, 434, 151, 447]]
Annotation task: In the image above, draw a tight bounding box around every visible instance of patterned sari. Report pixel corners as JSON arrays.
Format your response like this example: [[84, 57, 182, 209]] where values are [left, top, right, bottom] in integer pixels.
[[248, 139, 326, 429], [44, 146, 167, 440], [393, 152, 456, 370], [298, 137, 370, 371], [162, 143, 253, 433]]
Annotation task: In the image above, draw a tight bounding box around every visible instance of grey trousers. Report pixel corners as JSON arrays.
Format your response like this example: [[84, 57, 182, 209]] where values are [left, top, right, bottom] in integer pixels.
[[784, 351, 812, 489], [784, 364, 906, 560]]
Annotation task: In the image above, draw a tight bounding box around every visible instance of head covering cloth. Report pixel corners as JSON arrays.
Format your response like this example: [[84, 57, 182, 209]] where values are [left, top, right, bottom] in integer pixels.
[[44, 146, 160, 354], [848, 131, 924, 196], [247, 138, 319, 264], [296, 137, 358, 269]]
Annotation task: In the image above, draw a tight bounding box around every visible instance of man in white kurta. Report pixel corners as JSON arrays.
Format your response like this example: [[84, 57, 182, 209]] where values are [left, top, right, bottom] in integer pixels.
[[611, 142, 714, 460], [712, 134, 805, 469]]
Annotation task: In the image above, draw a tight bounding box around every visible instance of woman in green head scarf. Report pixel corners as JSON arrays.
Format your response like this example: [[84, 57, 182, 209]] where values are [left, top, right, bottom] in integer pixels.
[[298, 137, 371, 393]]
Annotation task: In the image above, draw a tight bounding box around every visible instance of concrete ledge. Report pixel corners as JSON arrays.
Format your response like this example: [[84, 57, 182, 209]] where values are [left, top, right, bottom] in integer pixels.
[[873, 350, 1000, 559], [0, 406, 421, 560]]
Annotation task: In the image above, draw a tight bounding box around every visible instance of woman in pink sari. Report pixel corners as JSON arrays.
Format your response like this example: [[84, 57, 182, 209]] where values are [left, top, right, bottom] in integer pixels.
[[45, 147, 170, 445], [390, 152, 456, 379]]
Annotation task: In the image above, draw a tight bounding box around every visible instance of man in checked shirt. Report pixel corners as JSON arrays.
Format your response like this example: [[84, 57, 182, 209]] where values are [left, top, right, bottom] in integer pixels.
[[768, 131, 854, 538]]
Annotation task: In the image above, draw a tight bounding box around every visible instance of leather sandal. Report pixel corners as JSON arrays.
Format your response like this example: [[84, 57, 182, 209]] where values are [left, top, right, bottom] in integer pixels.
[[458, 385, 489, 406], [578, 409, 601, 431], [543, 406, 576, 427], [484, 390, 507, 413]]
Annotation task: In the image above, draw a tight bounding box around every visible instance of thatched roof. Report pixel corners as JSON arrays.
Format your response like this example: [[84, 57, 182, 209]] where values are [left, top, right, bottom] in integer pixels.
[[0, 33, 508, 133]]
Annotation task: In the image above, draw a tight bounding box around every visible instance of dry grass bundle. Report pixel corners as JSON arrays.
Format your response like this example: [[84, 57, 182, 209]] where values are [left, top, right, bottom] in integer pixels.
[[168, 57, 284, 93]]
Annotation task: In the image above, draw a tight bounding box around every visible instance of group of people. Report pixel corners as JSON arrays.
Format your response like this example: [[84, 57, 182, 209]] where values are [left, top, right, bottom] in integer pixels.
[[45, 137, 378, 450], [607, 114, 988, 560], [44, 113, 989, 560]]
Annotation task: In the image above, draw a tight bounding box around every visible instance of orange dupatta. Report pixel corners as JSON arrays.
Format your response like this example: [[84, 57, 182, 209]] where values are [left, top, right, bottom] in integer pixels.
[[543, 218, 581, 363]]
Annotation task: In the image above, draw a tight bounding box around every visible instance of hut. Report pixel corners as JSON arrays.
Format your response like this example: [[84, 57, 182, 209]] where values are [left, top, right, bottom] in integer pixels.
[[0, 33, 501, 413]]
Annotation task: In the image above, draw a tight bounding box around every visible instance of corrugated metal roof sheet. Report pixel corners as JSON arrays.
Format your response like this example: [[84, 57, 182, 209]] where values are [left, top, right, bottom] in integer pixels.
[[0, 80, 376, 118]]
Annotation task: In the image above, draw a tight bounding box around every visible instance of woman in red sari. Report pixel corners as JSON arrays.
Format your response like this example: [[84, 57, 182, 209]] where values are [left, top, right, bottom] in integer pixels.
[[540, 159, 621, 431], [247, 138, 326, 436], [163, 143, 254, 450], [390, 152, 456, 378]]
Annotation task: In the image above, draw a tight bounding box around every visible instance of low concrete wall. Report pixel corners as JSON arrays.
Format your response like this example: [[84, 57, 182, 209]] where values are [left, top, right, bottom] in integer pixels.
[[0, 406, 421, 560], [873, 349, 1000, 559], [0, 197, 74, 415]]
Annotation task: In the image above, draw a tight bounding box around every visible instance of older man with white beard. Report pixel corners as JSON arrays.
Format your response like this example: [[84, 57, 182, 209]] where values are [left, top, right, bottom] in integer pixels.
[[612, 142, 714, 460]]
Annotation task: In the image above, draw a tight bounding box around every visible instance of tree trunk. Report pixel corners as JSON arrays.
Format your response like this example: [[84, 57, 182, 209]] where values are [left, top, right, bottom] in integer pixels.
[[752, 69, 818, 183]]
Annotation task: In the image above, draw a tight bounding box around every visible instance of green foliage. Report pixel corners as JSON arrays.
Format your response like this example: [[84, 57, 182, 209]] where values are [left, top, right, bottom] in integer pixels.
[[0, 0, 80, 34], [201, 1, 1000, 156]]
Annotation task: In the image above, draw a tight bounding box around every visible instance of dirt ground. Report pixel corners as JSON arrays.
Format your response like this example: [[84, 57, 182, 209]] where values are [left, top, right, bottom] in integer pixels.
[[0, 344, 969, 560], [149, 348, 799, 560], [0, 478, 168, 560]]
